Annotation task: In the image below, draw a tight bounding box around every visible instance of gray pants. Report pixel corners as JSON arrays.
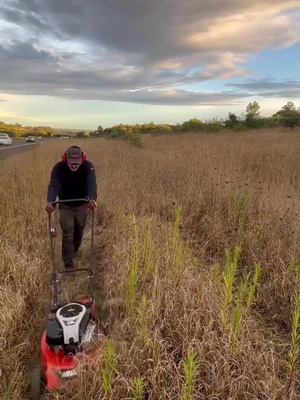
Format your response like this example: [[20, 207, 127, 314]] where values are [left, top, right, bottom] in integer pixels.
[[59, 203, 88, 268]]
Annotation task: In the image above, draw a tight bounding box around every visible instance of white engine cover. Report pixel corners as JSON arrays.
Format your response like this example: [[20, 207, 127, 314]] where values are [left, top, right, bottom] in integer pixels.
[[56, 303, 87, 345]]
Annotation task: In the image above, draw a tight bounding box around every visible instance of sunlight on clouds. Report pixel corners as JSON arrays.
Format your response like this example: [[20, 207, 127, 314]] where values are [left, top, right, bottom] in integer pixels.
[[197, 52, 247, 80], [61, 88, 79, 91], [0, 0, 299, 126], [25, 117, 50, 122], [0, 108, 18, 118], [247, 1, 300, 14], [151, 59, 182, 71], [0, 108, 49, 123], [187, 12, 300, 52]]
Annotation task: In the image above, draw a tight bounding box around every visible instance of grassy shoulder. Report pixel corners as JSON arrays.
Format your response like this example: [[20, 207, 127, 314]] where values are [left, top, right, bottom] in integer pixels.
[[0, 129, 300, 399]]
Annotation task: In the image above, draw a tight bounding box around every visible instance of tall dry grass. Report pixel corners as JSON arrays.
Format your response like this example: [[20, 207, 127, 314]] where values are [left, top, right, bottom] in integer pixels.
[[1, 128, 300, 399]]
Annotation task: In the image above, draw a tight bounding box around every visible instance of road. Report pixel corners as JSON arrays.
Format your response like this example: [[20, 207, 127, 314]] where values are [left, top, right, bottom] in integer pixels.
[[0, 138, 50, 160]]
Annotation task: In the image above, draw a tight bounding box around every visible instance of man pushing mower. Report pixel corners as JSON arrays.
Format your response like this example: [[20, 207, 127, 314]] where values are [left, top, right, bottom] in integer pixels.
[[45, 145, 97, 270]]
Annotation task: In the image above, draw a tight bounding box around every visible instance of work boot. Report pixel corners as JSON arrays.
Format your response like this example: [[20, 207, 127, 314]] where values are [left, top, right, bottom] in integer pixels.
[[64, 259, 74, 270], [64, 260, 75, 282], [74, 248, 82, 260]]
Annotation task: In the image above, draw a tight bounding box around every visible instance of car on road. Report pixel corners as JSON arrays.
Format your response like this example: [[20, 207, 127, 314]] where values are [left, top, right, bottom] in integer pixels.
[[0, 133, 12, 146], [26, 136, 36, 143]]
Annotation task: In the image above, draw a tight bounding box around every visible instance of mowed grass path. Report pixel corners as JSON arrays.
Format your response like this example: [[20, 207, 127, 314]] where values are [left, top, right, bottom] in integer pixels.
[[1, 128, 300, 399]]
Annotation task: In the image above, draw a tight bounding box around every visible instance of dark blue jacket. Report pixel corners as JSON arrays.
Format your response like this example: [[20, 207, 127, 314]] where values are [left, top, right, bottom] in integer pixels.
[[47, 160, 97, 206]]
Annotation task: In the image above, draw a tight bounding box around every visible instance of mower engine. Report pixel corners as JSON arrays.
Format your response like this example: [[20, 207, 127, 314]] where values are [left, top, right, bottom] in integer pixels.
[[46, 302, 97, 354]]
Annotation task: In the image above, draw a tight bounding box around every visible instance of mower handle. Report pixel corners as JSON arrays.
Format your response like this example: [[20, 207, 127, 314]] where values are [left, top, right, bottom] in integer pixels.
[[55, 267, 93, 275], [47, 198, 94, 231], [52, 198, 90, 206], [47, 198, 92, 231]]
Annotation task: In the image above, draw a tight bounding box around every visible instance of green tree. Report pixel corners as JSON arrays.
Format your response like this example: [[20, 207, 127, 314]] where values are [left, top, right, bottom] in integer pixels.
[[246, 101, 260, 119], [76, 131, 86, 138], [224, 112, 239, 130], [245, 101, 262, 128], [204, 118, 223, 132], [275, 102, 300, 130]]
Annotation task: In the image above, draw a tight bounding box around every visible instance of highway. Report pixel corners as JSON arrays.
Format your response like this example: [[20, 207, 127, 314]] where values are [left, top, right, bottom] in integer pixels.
[[0, 138, 48, 160]]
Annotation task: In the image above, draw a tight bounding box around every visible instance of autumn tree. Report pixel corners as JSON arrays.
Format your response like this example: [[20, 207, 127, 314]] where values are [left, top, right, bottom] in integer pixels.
[[182, 118, 203, 132]]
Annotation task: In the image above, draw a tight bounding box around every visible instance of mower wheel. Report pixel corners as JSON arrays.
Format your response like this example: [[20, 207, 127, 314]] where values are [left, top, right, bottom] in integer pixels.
[[29, 364, 45, 400]]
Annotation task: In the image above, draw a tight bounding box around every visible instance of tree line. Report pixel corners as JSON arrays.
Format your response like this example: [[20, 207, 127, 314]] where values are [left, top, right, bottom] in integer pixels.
[[0, 122, 55, 137], [0, 101, 299, 139], [91, 101, 300, 138]]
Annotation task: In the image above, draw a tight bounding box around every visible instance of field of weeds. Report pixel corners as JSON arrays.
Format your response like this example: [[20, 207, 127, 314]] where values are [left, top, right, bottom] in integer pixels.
[[1, 128, 300, 399]]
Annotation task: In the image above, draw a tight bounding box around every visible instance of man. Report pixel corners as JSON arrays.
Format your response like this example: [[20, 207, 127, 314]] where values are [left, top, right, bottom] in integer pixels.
[[46, 145, 97, 269]]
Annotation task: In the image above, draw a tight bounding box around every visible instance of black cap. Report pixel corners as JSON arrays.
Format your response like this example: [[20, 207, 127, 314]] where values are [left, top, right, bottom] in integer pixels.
[[65, 146, 82, 164]]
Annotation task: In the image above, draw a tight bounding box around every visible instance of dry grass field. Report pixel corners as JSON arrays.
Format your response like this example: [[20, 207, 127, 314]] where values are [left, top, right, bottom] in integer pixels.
[[1, 128, 300, 399]]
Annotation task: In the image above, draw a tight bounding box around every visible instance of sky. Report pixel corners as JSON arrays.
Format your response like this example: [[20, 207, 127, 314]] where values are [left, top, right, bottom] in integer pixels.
[[0, 0, 300, 129]]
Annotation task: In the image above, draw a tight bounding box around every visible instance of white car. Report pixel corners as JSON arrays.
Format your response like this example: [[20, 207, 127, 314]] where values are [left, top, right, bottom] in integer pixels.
[[26, 136, 36, 143], [0, 133, 12, 146]]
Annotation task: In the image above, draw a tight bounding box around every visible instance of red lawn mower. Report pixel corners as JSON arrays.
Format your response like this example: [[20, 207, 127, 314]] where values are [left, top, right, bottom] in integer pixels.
[[29, 199, 106, 400]]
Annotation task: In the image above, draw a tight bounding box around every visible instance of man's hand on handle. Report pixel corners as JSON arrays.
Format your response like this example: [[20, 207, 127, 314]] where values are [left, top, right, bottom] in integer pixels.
[[45, 203, 55, 214], [88, 199, 97, 211]]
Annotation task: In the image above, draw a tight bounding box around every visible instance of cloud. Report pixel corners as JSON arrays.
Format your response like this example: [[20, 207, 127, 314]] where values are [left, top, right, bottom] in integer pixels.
[[226, 79, 300, 90], [0, 0, 300, 105], [226, 79, 300, 99], [0, 39, 55, 61], [261, 88, 300, 99], [0, 40, 252, 105], [186, 12, 300, 53]]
